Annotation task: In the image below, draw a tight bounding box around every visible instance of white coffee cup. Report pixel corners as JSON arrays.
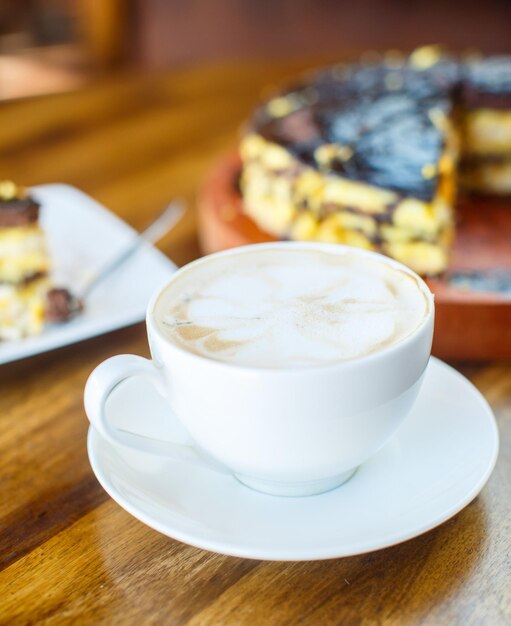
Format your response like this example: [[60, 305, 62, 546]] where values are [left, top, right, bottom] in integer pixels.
[[84, 242, 434, 496]]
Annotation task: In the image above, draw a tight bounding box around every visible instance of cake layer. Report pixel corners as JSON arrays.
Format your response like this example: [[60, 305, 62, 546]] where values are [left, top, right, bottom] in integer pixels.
[[241, 128, 456, 275], [459, 56, 511, 189], [241, 174, 453, 276], [460, 157, 511, 194], [0, 224, 50, 283], [461, 109, 511, 156], [0, 275, 49, 340]]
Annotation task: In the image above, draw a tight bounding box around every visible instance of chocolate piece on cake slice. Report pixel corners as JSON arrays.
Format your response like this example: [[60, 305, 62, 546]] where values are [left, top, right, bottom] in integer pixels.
[[459, 56, 511, 194], [240, 47, 458, 276], [0, 181, 51, 339], [45, 287, 83, 323]]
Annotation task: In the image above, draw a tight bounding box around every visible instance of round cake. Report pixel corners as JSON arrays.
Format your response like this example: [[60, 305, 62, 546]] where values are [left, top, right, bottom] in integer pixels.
[[239, 46, 511, 275]]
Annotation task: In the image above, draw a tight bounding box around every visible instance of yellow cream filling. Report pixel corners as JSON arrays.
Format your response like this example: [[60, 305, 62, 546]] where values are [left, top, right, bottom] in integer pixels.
[[240, 114, 458, 276], [0, 276, 49, 340], [462, 109, 511, 156], [0, 225, 50, 282], [460, 159, 511, 194]]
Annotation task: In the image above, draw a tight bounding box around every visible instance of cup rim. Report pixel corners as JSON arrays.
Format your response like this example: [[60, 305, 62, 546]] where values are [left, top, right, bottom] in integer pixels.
[[147, 242, 434, 374]]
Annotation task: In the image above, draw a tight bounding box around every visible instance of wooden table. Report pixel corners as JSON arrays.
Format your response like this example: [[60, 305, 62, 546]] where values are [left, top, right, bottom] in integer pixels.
[[1, 62, 510, 626]]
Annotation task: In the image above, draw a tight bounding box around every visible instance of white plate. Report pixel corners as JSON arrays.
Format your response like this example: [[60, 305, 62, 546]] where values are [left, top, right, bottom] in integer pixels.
[[0, 184, 176, 365], [87, 357, 499, 561]]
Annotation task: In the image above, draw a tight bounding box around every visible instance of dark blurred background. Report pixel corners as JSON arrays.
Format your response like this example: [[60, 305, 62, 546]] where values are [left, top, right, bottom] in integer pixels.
[[1, 0, 511, 99]]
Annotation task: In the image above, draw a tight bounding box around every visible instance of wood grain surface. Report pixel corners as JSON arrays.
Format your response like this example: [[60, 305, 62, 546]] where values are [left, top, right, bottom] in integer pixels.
[[0, 61, 510, 626]]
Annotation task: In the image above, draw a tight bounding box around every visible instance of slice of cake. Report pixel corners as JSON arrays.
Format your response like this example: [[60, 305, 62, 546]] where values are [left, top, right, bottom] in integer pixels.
[[460, 56, 511, 194], [240, 48, 459, 276], [0, 181, 51, 339]]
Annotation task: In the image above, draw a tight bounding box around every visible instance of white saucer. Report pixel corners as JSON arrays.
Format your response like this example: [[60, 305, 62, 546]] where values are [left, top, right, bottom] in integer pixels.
[[87, 357, 499, 561]]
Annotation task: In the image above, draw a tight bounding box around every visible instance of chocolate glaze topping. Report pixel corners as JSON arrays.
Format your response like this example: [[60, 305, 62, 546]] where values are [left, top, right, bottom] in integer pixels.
[[0, 198, 40, 228], [250, 53, 511, 202], [318, 93, 446, 200], [462, 57, 511, 109], [468, 56, 511, 92], [253, 59, 458, 202]]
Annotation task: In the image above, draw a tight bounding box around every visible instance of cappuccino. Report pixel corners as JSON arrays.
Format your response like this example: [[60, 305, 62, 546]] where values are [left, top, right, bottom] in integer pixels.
[[154, 247, 429, 368]]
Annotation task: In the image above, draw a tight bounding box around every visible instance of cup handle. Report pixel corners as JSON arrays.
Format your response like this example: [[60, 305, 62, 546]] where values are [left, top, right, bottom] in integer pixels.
[[84, 355, 228, 473]]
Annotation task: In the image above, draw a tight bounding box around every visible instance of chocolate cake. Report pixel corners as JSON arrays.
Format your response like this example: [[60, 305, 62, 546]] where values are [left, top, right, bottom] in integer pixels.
[[459, 56, 511, 194], [0, 181, 51, 339], [240, 46, 511, 275]]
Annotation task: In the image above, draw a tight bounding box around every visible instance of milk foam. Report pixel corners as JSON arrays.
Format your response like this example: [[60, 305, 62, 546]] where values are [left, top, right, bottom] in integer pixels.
[[154, 249, 429, 368]]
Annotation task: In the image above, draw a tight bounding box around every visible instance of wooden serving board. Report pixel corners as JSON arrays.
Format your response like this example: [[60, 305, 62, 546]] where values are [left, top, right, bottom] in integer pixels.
[[198, 152, 511, 360]]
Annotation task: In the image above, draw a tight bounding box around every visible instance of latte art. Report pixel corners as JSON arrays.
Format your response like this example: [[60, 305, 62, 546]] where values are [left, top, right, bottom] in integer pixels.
[[155, 248, 429, 368]]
